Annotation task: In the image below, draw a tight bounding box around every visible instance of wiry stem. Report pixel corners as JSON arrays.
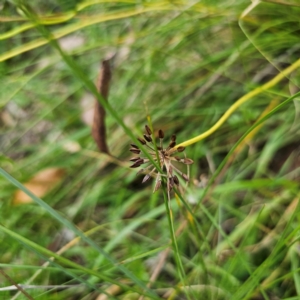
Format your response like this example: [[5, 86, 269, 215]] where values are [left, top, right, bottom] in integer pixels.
[[175, 56, 300, 149]]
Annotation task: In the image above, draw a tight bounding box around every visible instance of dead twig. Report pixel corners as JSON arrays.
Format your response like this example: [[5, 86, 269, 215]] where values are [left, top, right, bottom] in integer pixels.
[[0, 268, 34, 300], [92, 59, 111, 154]]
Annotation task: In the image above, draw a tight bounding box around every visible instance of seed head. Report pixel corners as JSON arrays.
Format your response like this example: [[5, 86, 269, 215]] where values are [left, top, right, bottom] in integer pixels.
[[145, 125, 152, 135], [169, 141, 176, 148], [142, 174, 151, 183], [130, 160, 143, 168], [129, 125, 193, 193], [158, 129, 164, 139], [173, 175, 179, 185], [143, 134, 152, 142], [138, 137, 146, 145], [130, 148, 141, 154], [130, 144, 139, 149], [130, 157, 141, 162]]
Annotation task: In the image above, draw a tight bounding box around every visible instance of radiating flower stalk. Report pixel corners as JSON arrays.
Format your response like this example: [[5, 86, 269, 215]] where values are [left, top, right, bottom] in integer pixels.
[[129, 125, 194, 196], [129, 125, 192, 295]]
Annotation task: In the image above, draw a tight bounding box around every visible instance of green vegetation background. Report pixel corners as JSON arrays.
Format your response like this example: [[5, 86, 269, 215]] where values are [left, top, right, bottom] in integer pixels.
[[1, 0, 300, 299]]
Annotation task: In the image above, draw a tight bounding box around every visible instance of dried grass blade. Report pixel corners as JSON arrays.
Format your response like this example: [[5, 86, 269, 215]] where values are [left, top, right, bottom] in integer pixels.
[[92, 59, 111, 154], [0, 269, 34, 300]]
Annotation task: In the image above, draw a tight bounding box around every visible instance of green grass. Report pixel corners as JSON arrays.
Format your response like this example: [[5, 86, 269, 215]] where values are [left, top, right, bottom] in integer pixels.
[[1, 0, 300, 299]]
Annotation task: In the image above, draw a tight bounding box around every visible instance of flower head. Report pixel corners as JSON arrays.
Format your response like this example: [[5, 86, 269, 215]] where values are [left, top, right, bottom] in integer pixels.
[[129, 125, 193, 192]]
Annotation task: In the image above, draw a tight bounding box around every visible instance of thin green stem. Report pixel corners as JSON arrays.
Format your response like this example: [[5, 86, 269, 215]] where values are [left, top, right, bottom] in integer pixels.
[[161, 184, 191, 300]]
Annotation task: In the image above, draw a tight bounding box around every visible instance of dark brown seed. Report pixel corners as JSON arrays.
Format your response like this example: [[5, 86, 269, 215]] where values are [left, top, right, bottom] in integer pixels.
[[177, 146, 185, 152], [173, 175, 179, 185], [130, 161, 143, 168], [144, 134, 152, 142], [138, 137, 146, 145], [130, 148, 141, 154], [145, 125, 152, 135], [169, 141, 176, 148], [182, 158, 194, 165], [135, 158, 144, 164], [157, 146, 162, 150], [182, 173, 189, 182], [129, 157, 141, 162], [158, 129, 164, 139], [130, 144, 139, 149], [171, 134, 176, 142], [174, 156, 181, 161], [142, 174, 151, 183]]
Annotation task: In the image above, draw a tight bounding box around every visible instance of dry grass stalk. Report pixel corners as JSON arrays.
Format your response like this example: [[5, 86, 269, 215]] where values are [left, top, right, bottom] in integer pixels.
[[92, 59, 111, 154]]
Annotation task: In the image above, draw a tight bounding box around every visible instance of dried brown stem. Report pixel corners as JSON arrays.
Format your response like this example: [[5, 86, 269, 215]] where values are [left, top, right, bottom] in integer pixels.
[[0, 268, 34, 300], [92, 59, 111, 154]]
